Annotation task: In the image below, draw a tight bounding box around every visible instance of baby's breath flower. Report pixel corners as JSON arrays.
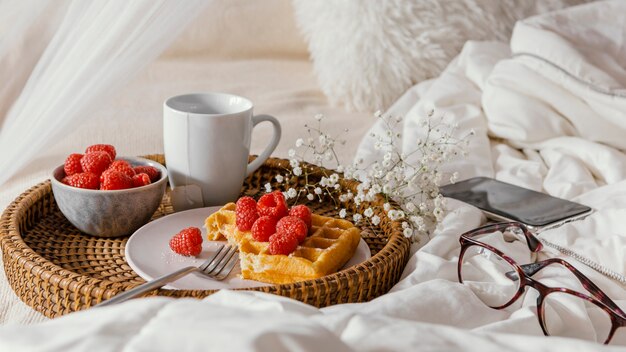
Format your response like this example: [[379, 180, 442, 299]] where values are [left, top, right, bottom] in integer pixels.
[[450, 171, 459, 184], [286, 188, 297, 199], [264, 183, 272, 193], [410, 216, 424, 226], [433, 207, 444, 221], [338, 193, 352, 202], [371, 215, 381, 225], [274, 110, 469, 243]]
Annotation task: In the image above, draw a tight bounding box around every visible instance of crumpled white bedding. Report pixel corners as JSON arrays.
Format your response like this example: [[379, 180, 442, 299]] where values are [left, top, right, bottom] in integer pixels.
[[1, 1, 625, 350]]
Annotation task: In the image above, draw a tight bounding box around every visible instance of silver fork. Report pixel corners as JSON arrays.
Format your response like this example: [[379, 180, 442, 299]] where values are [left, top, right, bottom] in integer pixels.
[[97, 244, 238, 307]]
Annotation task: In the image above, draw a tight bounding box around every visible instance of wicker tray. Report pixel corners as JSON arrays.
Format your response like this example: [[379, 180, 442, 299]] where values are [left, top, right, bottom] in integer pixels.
[[0, 155, 410, 318]]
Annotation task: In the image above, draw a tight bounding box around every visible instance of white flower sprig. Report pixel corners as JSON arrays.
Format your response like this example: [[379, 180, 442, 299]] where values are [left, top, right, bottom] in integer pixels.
[[265, 114, 347, 207], [268, 111, 472, 243]]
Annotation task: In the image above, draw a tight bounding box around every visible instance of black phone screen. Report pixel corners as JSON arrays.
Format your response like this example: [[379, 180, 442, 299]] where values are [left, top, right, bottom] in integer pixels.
[[439, 176, 592, 227]]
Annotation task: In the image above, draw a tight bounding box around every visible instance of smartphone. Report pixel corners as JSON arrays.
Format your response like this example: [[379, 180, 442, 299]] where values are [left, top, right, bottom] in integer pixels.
[[439, 176, 593, 231]]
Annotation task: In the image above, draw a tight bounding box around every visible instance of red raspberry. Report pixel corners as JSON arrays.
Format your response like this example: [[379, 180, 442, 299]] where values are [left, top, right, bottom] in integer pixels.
[[251, 216, 278, 242], [100, 170, 133, 190], [257, 191, 288, 219], [236, 196, 259, 231], [289, 205, 312, 230], [80, 151, 112, 176], [276, 216, 308, 243], [268, 232, 299, 255], [169, 227, 203, 256], [107, 160, 136, 178], [85, 144, 116, 160], [132, 173, 151, 188], [64, 172, 99, 190], [133, 165, 160, 182], [63, 153, 83, 176]]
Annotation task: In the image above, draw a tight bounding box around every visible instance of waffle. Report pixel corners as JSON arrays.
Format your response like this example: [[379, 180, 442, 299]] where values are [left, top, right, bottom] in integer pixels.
[[205, 203, 361, 284]]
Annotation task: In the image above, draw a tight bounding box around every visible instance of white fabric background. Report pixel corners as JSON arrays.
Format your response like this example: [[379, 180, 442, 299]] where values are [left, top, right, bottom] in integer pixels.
[[0, 0, 212, 187], [292, 0, 590, 112]]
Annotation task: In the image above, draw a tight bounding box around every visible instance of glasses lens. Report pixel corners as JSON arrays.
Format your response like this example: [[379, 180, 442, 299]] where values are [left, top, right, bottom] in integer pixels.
[[459, 245, 520, 307], [542, 292, 613, 343]]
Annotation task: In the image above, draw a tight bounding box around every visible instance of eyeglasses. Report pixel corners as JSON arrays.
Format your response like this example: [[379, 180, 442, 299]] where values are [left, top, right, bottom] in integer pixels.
[[457, 222, 626, 344]]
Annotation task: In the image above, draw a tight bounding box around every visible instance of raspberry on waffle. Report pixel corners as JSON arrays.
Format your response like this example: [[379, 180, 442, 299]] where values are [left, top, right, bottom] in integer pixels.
[[205, 203, 361, 284]]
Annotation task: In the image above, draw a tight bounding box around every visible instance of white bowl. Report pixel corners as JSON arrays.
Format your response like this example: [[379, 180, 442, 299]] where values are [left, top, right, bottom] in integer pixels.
[[50, 156, 168, 238]]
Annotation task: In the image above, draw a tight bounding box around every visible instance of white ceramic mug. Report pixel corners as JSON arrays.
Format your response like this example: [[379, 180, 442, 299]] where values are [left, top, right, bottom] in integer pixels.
[[163, 92, 281, 210]]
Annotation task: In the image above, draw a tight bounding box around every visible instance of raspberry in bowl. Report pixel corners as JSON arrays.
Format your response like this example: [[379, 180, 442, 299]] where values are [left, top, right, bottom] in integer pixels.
[[50, 149, 168, 238]]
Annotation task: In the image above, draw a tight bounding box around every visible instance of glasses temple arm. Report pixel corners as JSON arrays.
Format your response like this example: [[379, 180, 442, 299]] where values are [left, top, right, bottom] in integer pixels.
[[511, 259, 625, 316], [557, 259, 626, 316]]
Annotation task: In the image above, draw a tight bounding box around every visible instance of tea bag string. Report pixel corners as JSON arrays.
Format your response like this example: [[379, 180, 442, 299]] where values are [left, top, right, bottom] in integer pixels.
[[184, 112, 193, 205]]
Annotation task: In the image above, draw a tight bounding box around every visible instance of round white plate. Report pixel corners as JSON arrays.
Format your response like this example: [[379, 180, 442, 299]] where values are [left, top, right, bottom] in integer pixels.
[[125, 206, 371, 290]]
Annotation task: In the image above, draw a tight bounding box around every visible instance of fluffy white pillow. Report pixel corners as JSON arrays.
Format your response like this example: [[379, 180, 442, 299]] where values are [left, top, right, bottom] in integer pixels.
[[293, 0, 591, 112]]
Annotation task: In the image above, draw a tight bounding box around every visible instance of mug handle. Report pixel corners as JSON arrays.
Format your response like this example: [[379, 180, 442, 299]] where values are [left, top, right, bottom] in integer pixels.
[[246, 114, 281, 176]]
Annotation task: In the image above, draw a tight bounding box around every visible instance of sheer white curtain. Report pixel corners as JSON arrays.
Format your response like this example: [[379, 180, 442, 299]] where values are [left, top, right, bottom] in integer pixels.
[[0, 0, 209, 186]]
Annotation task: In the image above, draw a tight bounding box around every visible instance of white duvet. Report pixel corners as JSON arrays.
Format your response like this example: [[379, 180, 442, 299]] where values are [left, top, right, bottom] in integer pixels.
[[2, 1, 626, 351]]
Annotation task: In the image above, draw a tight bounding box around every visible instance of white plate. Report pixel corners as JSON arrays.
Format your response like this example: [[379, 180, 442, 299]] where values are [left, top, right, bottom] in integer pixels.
[[125, 206, 371, 290]]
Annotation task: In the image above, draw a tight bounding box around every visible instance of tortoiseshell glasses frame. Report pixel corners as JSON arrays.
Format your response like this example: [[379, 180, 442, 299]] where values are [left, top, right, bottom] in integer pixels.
[[457, 222, 626, 344]]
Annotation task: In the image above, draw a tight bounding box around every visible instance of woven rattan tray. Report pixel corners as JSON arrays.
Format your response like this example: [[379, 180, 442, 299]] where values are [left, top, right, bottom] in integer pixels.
[[0, 155, 410, 318]]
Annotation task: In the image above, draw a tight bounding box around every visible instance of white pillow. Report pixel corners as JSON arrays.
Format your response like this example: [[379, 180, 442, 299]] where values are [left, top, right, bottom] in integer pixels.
[[293, 0, 591, 112]]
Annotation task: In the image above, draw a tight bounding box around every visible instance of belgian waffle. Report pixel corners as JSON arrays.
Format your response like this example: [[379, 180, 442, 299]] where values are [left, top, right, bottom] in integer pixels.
[[205, 203, 361, 284]]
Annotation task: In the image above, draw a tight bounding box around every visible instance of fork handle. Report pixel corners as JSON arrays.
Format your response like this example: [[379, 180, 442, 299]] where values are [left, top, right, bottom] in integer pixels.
[[96, 266, 199, 307]]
